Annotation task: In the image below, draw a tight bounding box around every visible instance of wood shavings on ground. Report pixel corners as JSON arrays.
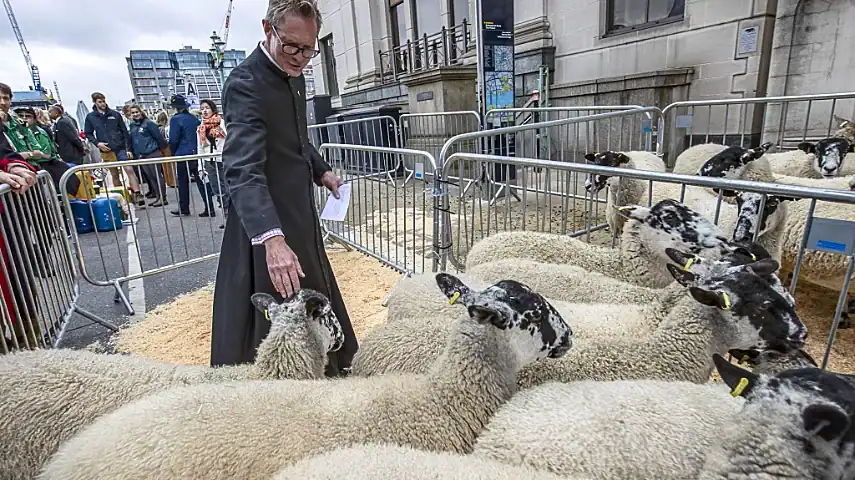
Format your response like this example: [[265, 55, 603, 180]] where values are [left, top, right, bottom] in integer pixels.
[[109, 248, 401, 366]]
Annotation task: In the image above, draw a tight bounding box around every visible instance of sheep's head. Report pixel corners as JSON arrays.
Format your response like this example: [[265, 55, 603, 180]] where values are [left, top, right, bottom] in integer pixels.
[[435, 273, 573, 362], [708, 354, 855, 479], [727, 347, 818, 375], [733, 192, 798, 243], [583, 151, 629, 193], [697, 142, 774, 196], [802, 137, 853, 178], [620, 198, 735, 256], [666, 242, 795, 312], [665, 255, 806, 352], [250, 289, 345, 353]]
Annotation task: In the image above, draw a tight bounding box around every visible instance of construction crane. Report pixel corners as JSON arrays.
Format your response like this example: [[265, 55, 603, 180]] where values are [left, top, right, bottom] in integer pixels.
[[53, 80, 62, 104], [210, 0, 234, 85], [2, 0, 44, 93]]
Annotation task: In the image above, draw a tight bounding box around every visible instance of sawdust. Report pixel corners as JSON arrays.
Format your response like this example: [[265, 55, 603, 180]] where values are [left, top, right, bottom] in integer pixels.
[[110, 248, 401, 366]]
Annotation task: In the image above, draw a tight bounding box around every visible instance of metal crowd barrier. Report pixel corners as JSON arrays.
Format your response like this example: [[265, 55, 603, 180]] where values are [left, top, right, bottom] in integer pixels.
[[399, 111, 481, 181], [58, 154, 227, 315], [658, 91, 855, 166], [484, 105, 650, 128], [1, 172, 115, 353], [316, 143, 440, 275], [308, 116, 401, 152], [436, 152, 855, 369]]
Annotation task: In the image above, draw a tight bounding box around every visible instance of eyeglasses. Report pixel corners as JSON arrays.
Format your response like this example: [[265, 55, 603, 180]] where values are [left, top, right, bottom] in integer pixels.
[[271, 25, 320, 58]]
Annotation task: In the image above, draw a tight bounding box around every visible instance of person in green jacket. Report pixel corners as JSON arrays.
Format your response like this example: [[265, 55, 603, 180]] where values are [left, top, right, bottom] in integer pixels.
[[13, 106, 79, 196]]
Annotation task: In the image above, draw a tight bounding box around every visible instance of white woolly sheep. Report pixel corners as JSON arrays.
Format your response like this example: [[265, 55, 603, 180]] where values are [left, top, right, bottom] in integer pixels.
[[472, 354, 855, 480], [670, 142, 728, 175], [1, 289, 343, 480], [354, 253, 807, 385], [793, 135, 855, 178], [583, 151, 783, 258], [271, 444, 577, 480], [672, 142, 774, 184], [37, 274, 573, 480], [467, 194, 788, 286]]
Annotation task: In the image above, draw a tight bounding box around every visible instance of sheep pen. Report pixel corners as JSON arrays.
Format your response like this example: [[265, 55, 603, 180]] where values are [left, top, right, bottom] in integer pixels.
[[103, 247, 402, 365]]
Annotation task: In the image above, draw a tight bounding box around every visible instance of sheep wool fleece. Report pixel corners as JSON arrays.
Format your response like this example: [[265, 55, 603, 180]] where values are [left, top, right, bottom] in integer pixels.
[[40, 317, 524, 480], [473, 380, 742, 480], [272, 444, 580, 480]]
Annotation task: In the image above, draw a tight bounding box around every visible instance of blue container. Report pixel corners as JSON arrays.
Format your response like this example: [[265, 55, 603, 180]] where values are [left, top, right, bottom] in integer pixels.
[[91, 197, 123, 232], [68, 199, 94, 234]]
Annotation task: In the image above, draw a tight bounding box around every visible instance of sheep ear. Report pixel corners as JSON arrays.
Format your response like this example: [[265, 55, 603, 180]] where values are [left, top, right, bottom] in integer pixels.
[[299, 290, 329, 319], [745, 258, 780, 277], [727, 348, 760, 365], [584, 153, 596, 163], [665, 248, 695, 269], [468, 305, 509, 329], [688, 286, 729, 309], [713, 353, 758, 397], [616, 153, 630, 164], [667, 263, 696, 286], [251, 293, 278, 313], [435, 273, 471, 305], [802, 404, 850, 442], [798, 142, 816, 154]]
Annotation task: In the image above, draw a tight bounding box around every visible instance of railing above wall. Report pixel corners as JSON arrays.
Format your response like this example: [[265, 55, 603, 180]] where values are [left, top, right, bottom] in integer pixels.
[[379, 20, 472, 85]]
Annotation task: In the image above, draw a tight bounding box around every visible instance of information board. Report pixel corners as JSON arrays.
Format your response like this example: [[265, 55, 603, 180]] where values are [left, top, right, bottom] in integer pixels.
[[480, 0, 515, 124]]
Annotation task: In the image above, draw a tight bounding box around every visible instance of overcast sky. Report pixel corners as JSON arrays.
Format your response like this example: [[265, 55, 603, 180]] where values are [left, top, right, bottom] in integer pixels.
[[0, 0, 270, 110]]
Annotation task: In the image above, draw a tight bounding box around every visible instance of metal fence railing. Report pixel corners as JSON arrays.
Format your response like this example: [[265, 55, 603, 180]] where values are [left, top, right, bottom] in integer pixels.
[[2, 172, 115, 353], [316, 144, 440, 275], [399, 111, 481, 181], [59, 154, 227, 315], [437, 152, 855, 369], [308, 116, 401, 153], [658, 92, 855, 167]]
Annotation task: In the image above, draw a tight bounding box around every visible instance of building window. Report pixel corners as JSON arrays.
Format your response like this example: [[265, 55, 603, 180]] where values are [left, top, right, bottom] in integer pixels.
[[415, 0, 442, 37], [606, 0, 685, 35], [451, 0, 468, 26], [320, 35, 339, 97], [389, 0, 407, 48]]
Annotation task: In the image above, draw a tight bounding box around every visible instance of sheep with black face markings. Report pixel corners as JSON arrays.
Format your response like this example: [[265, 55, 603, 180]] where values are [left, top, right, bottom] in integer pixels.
[[471, 354, 855, 480], [0, 289, 344, 480], [38, 274, 573, 480], [770, 119, 855, 178], [354, 251, 807, 385]]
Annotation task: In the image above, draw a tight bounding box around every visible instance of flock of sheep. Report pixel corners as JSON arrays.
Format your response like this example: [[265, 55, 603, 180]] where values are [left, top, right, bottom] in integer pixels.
[[0, 122, 854, 479]]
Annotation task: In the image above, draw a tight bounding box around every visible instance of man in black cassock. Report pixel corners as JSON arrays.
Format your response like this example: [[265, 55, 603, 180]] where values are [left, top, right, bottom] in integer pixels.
[[211, 0, 358, 375]]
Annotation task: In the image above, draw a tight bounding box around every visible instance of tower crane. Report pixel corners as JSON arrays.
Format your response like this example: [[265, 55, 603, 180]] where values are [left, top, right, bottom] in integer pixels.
[[2, 0, 44, 93], [210, 0, 234, 85], [53, 80, 62, 104]]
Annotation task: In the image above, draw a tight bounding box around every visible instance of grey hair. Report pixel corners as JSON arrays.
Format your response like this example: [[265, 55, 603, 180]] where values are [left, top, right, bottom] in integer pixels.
[[266, 0, 323, 30]]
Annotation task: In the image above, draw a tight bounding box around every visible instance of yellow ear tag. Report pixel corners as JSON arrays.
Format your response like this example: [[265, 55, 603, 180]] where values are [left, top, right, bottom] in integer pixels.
[[264, 309, 270, 321], [682, 257, 695, 271], [721, 292, 732, 310], [739, 354, 749, 365], [730, 377, 749, 397], [449, 291, 461, 305]]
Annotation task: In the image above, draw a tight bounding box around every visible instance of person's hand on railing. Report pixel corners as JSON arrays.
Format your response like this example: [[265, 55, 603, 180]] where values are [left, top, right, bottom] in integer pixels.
[[0, 164, 36, 194]]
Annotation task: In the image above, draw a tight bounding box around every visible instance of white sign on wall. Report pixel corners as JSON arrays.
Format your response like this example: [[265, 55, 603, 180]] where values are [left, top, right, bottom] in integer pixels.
[[737, 26, 759, 56]]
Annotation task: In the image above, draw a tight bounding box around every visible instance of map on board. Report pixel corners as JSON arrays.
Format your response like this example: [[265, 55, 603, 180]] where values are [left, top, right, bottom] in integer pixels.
[[492, 45, 514, 72], [485, 71, 514, 112]]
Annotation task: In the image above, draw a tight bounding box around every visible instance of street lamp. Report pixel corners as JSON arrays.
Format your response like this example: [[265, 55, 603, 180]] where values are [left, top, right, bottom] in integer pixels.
[[210, 31, 227, 89]]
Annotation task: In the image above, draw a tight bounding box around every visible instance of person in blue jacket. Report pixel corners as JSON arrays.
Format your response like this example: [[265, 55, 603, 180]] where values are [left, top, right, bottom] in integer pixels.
[[127, 105, 169, 207], [167, 94, 214, 217]]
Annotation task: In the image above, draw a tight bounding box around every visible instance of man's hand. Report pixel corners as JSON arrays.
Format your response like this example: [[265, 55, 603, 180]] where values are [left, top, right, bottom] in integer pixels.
[[8, 164, 37, 189], [127, 152, 134, 160], [0, 170, 31, 194], [97, 142, 111, 153], [264, 235, 305, 298], [31, 150, 46, 159], [320, 171, 344, 199]]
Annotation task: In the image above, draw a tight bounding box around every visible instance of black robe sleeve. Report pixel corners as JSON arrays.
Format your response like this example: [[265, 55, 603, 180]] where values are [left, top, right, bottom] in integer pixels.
[[308, 142, 331, 187], [221, 73, 282, 239]]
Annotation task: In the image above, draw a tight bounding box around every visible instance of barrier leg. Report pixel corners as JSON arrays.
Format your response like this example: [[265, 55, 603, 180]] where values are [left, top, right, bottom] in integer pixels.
[[112, 279, 135, 315], [73, 305, 119, 331]]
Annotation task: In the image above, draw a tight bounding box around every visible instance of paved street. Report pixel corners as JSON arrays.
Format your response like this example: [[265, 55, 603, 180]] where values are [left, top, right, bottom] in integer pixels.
[[59, 186, 225, 350]]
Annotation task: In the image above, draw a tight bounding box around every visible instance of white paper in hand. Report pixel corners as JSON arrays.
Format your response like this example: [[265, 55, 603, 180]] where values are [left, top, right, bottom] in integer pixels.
[[320, 184, 351, 222]]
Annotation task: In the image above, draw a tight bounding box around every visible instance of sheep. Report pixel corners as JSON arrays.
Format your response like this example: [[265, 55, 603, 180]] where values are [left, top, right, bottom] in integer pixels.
[[670, 142, 728, 175], [727, 346, 855, 388], [465, 199, 742, 289], [270, 444, 578, 480], [37, 274, 574, 480], [353, 251, 807, 385], [790, 135, 855, 179], [583, 151, 782, 257], [672, 142, 774, 182], [472, 354, 855, 480], [466, 192, 789, 287], [0, 289, 344, 480]]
